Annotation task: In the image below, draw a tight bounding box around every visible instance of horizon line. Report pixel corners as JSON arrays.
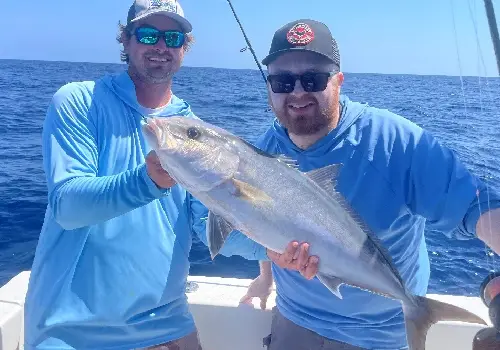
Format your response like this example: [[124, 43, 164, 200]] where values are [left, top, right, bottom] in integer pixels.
[[0, 57, 498, 79]]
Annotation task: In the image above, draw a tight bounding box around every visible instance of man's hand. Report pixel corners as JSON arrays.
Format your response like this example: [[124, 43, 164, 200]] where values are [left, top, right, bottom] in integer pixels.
[[267, 241, 319, 280], [239, 274, 273, 310], [477, 208, 500, 255], [145, 151, 176, 189]]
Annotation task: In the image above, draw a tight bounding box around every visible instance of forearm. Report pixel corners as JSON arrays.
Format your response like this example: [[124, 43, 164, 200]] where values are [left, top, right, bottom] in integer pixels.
[[50, 164, 167, 230], [477, 208, 500, 255], [210, 230, 270, 261], [259, 261, 273, 282], [42, 84, 169, 231]]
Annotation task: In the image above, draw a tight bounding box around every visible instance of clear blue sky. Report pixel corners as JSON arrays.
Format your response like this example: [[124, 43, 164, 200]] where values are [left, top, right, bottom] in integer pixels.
[[1, 0, 499, 76]]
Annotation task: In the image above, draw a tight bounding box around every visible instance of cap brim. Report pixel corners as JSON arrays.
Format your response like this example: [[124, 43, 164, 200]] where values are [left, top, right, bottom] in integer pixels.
[[262, 48, 335, 66], [130, 10, 192, 33]]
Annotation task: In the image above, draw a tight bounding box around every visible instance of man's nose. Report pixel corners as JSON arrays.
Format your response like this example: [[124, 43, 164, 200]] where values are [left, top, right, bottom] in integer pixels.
[[289, 78, 307, 97]]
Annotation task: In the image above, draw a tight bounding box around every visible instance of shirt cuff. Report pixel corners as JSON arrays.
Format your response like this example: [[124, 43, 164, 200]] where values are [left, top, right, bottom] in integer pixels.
[[139, 163, 171, 198], [255, 244, 270, 261]]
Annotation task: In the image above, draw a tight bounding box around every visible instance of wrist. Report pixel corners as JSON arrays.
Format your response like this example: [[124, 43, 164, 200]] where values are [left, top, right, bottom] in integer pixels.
[[258, 260, 273, 282], [259, 274, 273, 283], [139, 163, 170, 198]]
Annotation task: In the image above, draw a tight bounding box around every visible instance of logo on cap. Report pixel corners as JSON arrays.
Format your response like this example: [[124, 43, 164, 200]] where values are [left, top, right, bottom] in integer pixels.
[[150, 0, 177, 13], [286, 23, 315, 46]]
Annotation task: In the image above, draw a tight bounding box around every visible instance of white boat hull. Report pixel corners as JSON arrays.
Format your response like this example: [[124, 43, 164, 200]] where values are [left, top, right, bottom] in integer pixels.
[[0, 272, 490, 350]]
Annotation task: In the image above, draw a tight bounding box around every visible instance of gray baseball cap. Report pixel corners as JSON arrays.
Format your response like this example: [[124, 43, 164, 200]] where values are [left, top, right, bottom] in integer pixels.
[[127, 0, 192, 33]]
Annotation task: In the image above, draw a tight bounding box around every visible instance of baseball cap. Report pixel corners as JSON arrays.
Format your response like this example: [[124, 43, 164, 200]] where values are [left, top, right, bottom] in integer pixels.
[[127, 0, 192, 33], [261, 19, 340, 69]]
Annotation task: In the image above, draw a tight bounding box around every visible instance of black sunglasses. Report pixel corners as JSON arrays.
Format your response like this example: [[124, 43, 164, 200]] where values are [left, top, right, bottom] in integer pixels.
[[267, 72, 337, 93], [131, 26, 185, 48]]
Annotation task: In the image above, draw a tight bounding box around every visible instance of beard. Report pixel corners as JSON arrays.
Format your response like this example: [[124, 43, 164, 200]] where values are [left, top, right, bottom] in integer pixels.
[[273, 95, 337, 136], [129, 51, 180, 84]]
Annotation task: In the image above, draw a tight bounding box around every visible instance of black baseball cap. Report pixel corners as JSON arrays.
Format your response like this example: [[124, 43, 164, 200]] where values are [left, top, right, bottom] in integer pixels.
[[262, 19, 340, 69]]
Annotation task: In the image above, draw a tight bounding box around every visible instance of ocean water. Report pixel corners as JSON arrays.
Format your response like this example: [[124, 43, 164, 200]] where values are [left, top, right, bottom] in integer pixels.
[[0, 59, 499, 297]]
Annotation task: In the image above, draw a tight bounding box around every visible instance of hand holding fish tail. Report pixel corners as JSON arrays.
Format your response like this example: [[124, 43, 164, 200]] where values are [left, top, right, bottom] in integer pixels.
[[145, 151, 176, 189], [267, 241, 319, 280]]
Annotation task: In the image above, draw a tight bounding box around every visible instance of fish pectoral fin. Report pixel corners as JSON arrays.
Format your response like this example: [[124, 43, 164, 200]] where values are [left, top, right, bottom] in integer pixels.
[[231, 178, 272, 203], [317, 273, 344, 299], [207, 211, 234, 260]]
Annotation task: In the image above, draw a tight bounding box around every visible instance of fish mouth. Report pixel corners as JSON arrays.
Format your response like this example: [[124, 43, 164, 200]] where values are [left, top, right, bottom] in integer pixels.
[[142, 118, 164, 149], [143, 117, 182, 153]]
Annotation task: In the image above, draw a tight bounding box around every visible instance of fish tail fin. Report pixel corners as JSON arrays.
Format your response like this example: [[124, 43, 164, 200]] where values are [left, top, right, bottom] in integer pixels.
[[402, 295, 487, 350]]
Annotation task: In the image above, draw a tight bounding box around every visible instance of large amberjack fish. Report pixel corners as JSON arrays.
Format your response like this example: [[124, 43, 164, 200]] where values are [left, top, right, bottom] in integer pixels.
[[142, 116, 487, 350]]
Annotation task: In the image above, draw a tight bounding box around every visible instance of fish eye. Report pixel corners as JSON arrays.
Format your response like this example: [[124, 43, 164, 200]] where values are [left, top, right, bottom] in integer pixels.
[[187, 127, 200, 140]]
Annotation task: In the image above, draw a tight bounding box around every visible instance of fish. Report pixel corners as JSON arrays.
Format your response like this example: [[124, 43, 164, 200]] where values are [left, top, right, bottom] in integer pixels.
[[141, 116, 487, 350]]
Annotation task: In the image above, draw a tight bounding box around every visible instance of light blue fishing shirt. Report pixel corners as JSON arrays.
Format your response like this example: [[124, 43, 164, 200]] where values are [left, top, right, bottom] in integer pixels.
[[255, 94, 500, 349], [24, 71, 267, 350]]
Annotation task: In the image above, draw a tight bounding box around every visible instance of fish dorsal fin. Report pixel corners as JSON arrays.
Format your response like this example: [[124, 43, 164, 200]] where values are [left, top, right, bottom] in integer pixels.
[[306, 164, 405, 289], [238, 138, 300, 169], [207, 211, 234, 260], [276, 155, 299, 169], [304, 164, 342, 193]]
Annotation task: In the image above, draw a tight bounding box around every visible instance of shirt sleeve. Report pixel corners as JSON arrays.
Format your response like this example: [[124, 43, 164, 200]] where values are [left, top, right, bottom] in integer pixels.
[[188, 193, 269, 261], [43, 83, 168, 231], [406, 130, 500, 239]]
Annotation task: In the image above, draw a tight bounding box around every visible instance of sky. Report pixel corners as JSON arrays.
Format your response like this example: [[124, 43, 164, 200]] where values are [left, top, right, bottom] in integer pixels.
[[1, 0, 499, 76]]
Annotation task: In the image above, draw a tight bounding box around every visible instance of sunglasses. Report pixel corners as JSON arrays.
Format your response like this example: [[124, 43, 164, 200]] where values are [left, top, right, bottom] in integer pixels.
[[132, 26, 185, 48], [267, 71, 337, 94]]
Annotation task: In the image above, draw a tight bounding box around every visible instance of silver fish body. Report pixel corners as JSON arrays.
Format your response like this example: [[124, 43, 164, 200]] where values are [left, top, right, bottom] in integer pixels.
[[142, 116, 487, 350]]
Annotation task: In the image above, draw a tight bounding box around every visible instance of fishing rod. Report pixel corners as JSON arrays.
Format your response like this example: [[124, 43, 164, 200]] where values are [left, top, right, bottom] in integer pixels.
[[484, 0, 500, 75], [226, 0, 267, 84], [471, 4, 500, 347], [473, 2, 500, 349]]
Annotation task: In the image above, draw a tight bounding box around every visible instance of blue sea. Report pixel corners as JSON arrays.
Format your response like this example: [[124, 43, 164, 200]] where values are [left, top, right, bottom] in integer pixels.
[[0, 59, 499, 297]]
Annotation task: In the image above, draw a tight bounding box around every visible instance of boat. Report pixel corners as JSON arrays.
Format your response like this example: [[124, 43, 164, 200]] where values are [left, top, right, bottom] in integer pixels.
[[0, 270, 491, 350]]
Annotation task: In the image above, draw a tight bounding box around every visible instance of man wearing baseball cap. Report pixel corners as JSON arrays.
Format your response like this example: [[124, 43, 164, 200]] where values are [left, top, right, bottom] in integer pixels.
[[240, 19, 500, 349], [23, 3, 318, 350]]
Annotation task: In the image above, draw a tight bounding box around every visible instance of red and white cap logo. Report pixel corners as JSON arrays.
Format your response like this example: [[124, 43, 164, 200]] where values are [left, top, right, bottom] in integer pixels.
[[286, 23, 315, 46]]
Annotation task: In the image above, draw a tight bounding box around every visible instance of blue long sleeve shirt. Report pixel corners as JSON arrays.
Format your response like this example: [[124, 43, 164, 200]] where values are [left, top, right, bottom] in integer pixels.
[[255, 94, 500, 349], [24, 71, 267, 350]]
